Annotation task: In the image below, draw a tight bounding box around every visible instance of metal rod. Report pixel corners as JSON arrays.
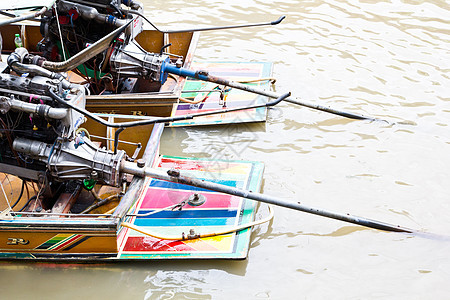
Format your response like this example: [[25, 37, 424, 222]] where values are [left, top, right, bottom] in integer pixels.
[[127, 10, 285, 33], [181, 89, 223, 94], [41, 20, 132, 72], [164, 64, 388, 122], [121, 162, 415, 233], [112, 123, 164, 218], [89, 134, 141, 146], [0, 6, 48, 27], [9, 211, 117, 217], [0, 87, 52, 102], [49, 88, 289, 128]]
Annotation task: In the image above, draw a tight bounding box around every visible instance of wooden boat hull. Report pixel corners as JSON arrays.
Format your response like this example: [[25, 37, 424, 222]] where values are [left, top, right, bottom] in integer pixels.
[[0, 230, 118, 260], [0, 124, 264, 261], [0, 22, 270, 261], [0, 164, 264, 261]]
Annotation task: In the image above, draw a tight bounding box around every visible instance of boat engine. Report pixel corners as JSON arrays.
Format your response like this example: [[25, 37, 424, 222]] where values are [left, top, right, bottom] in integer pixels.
[[0, 47, 129, 212], [36, 0, 176, 94], [0, 0, 188, 213]]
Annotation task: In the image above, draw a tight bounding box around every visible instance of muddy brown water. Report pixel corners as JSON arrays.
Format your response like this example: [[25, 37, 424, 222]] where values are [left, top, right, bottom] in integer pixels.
[[1, 0, 450, 299]]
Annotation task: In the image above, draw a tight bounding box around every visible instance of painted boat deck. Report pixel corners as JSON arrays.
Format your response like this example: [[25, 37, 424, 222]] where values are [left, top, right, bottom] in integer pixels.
[[117, 155, 264, 260], [170, 61, 273, 127]]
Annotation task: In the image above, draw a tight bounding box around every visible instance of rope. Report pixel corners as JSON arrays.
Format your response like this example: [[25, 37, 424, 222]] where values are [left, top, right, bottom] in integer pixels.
[[178, 84, 222, 104], [0, 176, 13, 212], [121, 205, 274, 241], [96, 205, 118, 218], [126, 201, 188, 217], [177, 78, 276, 104], [96, 196, 189, 218]]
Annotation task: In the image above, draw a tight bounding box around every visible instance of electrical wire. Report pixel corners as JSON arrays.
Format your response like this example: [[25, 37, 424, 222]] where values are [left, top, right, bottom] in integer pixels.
[[75, 127, 91, 139], [10, 180, 25, 209], [81, 193, 121, 214], [18, 195, 36, 212]]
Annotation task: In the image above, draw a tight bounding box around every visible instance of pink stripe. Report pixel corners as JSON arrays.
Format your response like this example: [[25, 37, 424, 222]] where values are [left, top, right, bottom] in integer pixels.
[[159, 157, 245, 171], [140, 188, 242, 209], [123, 237, 196, 252]]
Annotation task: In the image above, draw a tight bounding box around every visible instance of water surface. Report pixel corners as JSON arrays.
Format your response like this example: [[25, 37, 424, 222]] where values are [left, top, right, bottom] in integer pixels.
[[1, 1, 450, 299]]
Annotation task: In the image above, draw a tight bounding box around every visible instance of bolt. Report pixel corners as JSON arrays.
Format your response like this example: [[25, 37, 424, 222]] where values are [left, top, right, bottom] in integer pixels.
[[167, 168, 180, 177], [136, 159, 145, 168], [37, 173, 46, 185], [90, 170, 98, 180]]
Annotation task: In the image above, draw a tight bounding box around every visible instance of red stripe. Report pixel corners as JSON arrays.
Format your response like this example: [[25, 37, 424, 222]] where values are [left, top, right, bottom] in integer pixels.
[[159, 157, 244, 170], [52, 235, 83, 251], [123, 236, 195, 252]]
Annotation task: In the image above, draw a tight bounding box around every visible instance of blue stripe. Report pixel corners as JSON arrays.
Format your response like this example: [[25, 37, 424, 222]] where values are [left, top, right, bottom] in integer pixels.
[[149, 179, 241, 191], [135, 209, 237, 219], [133, 217, 235, 227], [63, 236, 91, 251]]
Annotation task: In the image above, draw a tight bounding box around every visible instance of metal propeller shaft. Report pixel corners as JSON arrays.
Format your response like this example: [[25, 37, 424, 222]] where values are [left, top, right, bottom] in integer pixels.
[[121, 160, 414, 233], [163, 64, 384, 121]]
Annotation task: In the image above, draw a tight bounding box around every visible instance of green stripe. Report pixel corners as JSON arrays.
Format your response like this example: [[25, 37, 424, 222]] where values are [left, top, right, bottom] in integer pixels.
[[35, 234, 72, 250]]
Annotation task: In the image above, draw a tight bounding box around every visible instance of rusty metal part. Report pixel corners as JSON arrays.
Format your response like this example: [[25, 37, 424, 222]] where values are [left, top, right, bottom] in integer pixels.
[[51, 184, 82, 215], [40, 21, 131, 73]]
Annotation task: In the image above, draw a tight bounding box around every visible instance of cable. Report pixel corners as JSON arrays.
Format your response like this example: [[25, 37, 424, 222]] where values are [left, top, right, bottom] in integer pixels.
[[81, 193, 121, 214], [178, 85, 222, 104], [18, 195, 36, 212], [126, 198, 190, 217], [10, 180, 25, 209], [75, 127, 91, 139]]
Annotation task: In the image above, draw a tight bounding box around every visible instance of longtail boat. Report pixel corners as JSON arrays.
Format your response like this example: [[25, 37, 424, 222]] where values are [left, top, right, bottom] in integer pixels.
[[0, 0, 274, 260], [0, 0, 423, 262]]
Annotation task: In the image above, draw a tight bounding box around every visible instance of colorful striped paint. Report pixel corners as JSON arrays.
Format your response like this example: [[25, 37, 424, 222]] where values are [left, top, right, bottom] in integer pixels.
[[35, 234, 85, 251], [118, 155, 264, 259], [159, 156, 253, 174], [149, 178, 243, 191], [170, 61, 273, 127], [133, 217, 237, 227], [134, 209, 238, 219]]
